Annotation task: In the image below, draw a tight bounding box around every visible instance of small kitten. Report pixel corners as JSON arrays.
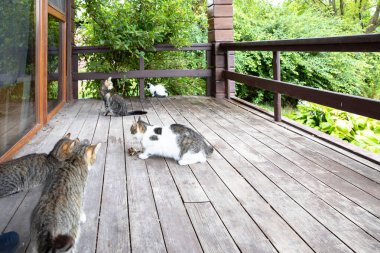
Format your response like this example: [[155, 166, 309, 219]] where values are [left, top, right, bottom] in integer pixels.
[[30, 142, 101, 253], [100, 77, 147, 116], [147, 83, 168, 97], [130, 117, 213, 165], [0, 133, 79, 198]]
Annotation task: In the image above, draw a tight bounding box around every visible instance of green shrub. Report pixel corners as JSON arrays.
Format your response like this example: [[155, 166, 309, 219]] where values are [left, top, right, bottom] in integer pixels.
[[286, 102, 380, 153]]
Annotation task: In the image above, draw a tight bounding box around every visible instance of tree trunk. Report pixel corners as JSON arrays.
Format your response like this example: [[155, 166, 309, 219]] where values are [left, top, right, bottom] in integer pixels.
[[339, 0, 345, 16], [330, 0, 338, 15], [365, 4, 380, 33]]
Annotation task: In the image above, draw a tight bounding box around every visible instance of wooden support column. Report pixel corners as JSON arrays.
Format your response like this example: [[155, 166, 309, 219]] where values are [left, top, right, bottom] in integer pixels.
[[273, 51, 281, 122], [66, 0, 73, 101], [70, 0, 78, 99], [207, 0, 234, 98], [139, 56, 145, 99]]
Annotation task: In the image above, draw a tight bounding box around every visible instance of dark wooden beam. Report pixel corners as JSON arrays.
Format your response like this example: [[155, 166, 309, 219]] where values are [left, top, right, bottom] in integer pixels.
[[220, 34, 380, 52], [74, 69, 212, 80], [225, 71, 380, 120], [273, 51, 281, 122]]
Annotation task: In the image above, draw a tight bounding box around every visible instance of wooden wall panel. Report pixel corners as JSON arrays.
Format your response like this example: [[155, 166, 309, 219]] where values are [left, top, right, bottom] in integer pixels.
[[208, 0, 234, 98]]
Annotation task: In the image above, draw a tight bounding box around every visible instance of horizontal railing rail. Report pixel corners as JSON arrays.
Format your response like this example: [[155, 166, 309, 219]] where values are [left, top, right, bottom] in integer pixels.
[[220, 34, 380, 52], [220, 33, 380, 121], [71, 43, 212, 98]]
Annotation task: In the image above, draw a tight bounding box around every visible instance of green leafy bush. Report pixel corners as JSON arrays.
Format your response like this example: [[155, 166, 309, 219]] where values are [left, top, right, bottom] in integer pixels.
[[287, 102, 380, 153], [234, 0, 380, 105]]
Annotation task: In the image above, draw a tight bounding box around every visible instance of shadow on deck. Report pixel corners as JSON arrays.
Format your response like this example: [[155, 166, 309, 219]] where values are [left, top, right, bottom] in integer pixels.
[[1, 96, 380, 253]]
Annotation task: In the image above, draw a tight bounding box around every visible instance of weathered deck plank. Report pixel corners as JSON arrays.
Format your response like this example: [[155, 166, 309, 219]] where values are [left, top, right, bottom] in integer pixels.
[[190, 98, 380, 252], [130, 98, 203, 253], [1, 97, 380, 253], [185, 202, 240, 253], [75, 100, 108, 253], [226, 99, 380, 182], [197, 98, 380, 241], [170, 97, 352, 252], [123, 98, 166, 253], [96, 116, 130, 253]]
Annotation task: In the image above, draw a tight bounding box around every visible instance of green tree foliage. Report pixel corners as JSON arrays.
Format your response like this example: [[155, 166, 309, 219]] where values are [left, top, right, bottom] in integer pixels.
[[234, 0, 380, 105], [75, 0, 207, 97]]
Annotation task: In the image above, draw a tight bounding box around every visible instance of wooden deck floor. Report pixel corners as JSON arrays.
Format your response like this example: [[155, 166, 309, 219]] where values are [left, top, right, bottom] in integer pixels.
[[1, 96, 380, 253]]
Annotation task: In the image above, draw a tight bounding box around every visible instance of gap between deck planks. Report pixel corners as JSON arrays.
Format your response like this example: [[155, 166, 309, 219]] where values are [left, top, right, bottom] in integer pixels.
[[197, 98, 380, 241], [168, 97, 353, 252], [175, 97, 380, 252], [2, 97, 380, 253]]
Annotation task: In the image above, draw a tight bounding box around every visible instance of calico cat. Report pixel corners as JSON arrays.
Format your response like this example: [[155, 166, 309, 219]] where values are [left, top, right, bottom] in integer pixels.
[[30, 142, 101, 253], [0, 133, 79, 198], [100, 77, 147, 116], [147, 83, 168, 97], [130, 117, 213, 165]]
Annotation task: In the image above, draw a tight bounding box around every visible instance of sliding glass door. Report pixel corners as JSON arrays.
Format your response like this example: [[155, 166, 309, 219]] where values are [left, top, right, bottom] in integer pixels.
[[0, 0, 68, 161], [0, 0, 37, 157]]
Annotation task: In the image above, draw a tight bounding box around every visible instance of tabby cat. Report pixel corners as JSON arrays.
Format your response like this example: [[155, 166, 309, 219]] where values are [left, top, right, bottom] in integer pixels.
[[100, 77, 147, 116], [130, 117, 213, 165], [0, 133, 79, 198], [30, 142, 101, 253]]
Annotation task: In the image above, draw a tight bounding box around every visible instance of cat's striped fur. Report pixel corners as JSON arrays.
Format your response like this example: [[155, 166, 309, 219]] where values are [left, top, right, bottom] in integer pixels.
[[0, 133, 79, 198], [30, 142, 101, 253], [100, 77, 147, 116]]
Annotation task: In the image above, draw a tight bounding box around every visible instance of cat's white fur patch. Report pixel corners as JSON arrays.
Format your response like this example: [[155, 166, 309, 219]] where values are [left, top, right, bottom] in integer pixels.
[[138, 126, 181, 160], [147, 83, 168, 97]]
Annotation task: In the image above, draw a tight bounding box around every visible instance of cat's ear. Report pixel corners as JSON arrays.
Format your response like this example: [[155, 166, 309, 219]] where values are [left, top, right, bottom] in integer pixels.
[[64, 133, 71, 138], [75, 138, 80, 144], [86, 143, 101, 157], [69, 140, 76, 150], [94, 143, 102, 154]]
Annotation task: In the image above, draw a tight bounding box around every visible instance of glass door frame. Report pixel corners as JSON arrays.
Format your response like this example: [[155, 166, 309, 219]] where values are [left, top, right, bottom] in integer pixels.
[[0, 0, 68, 162], [46, 3, 67, 122]]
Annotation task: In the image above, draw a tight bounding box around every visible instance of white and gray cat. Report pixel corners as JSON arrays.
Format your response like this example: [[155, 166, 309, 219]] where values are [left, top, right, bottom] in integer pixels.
[[130, 117, 213, 165], [100, 77, 147, 116], [30, 141, 101, 253], [147, 82, 168, 97]]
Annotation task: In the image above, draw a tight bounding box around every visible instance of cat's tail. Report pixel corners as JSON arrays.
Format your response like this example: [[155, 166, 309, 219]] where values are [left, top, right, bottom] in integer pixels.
[[126, 110, 148, 116], [37, 232, 74, 253], [52, 234, 75, 252], [205, 143, 214, 156]]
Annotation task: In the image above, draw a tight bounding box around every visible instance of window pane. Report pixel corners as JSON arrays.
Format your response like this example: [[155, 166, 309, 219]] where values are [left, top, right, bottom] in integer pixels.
[[49, 0, 66, 13], [0, 0, 37, 156], [47, 15, 63, 113]]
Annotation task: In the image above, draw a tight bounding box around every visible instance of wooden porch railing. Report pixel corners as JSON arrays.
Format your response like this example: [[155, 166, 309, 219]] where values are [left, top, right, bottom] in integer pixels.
[[220, 33, 380, 121], [71, 44, 212, 98]]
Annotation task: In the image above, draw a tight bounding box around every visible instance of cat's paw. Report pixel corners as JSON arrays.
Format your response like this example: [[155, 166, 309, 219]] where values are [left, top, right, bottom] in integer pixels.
[[178, 159, 190, 166], [80, 213, 87, 223], [138, 153, 149, 159]]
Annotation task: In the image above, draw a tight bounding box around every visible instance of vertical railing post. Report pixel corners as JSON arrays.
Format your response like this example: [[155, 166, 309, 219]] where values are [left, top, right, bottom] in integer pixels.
[[225, 49, 230, 99], [273, 51, 281, 122], [66, 0, 72, 101], [139, 55, 145, 99], [206, 49, 212, 96], [72, 52, 78, 99]]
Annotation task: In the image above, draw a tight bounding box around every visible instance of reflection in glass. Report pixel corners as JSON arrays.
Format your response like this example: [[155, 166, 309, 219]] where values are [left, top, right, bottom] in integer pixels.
[[47, 15, 63, 113], [49, 0, 66, 13], [0, 0, 36, 156]]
